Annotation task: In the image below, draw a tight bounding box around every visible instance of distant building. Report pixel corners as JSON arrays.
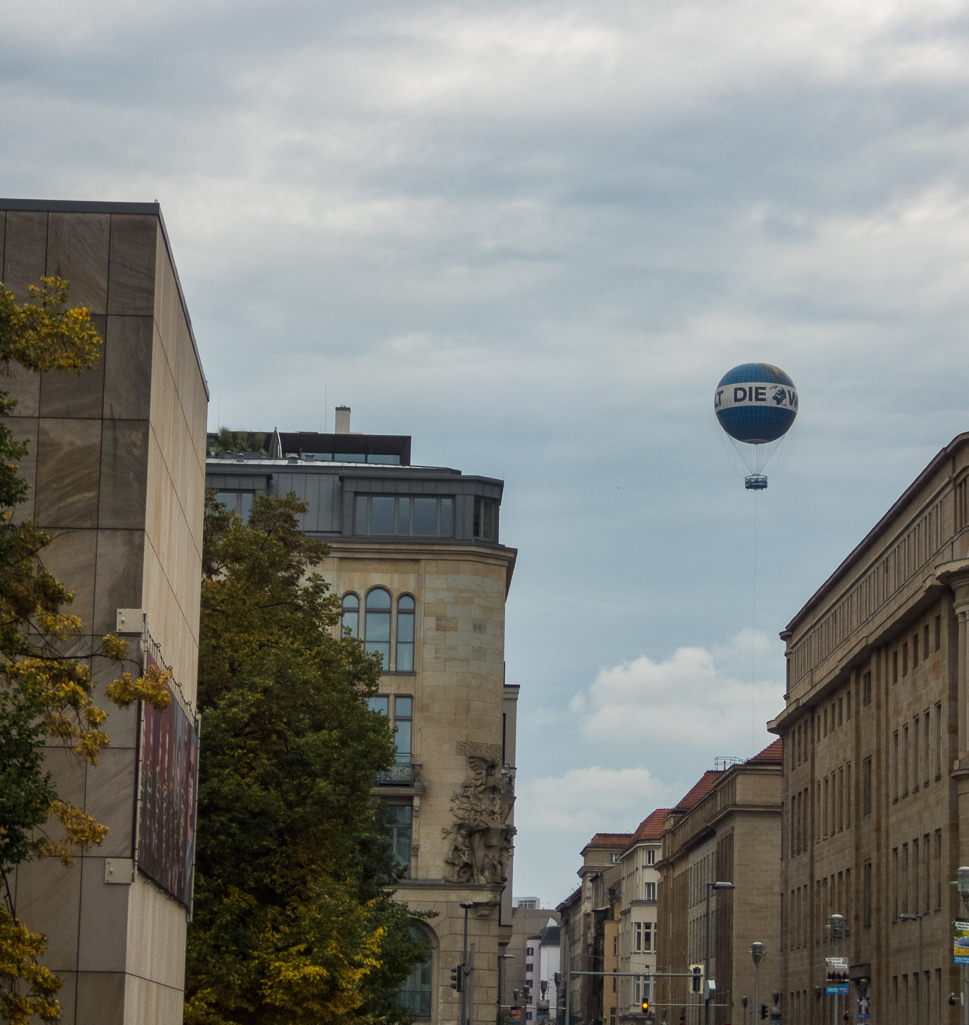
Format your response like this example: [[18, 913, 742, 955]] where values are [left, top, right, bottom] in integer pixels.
[[655, 744, 783, 1025], [207, 411, 519, 1025], [770, 432, 969, 1025], [505, 905, 560, 1018], [619, 810, 668, 1020], [558, 834, 632, 1025], [2, 198, 207, 1024]]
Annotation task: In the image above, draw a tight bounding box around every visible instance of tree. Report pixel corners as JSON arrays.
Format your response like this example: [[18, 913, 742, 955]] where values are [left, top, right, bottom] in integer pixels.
[[0, 278, 171, 1025], [185, 492, 428, 1025]]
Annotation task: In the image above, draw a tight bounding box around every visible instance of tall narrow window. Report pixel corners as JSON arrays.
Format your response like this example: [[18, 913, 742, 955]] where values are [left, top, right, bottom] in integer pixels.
[[473, 497, 497, 541], [341, 593, 360, 637], [863, 757, 872, 815], [846, 763, 852, 827], [903, 725, 910, 796], [935, 615, 942, 651], [396, 595, 415, 671], [924, 833, 931, 912], [863, 671, 872, 706], [893, 650, 899, 683], [365, 588, 392, 663], [394, 696, 413, 763], [936, 702, 943, 779], [400, 926, 433, 1018], [388, 805, 413, 877], [893, 732, 900, 801], [935, 829, 943, 909], [913, 718, 920, 791], [913, 632, 919, 667], [838, 767, 844, 831], [924, 623, 930, 660], [863, 860, 873, 928], [903, 642, 909, 676], [923, 709, 930, 786]]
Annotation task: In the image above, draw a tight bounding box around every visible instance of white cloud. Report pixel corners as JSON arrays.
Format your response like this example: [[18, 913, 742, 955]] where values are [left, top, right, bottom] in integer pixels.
[[572, 631, 785, 751]]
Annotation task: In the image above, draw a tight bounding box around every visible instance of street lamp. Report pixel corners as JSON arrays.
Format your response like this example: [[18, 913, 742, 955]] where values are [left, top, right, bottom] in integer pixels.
[[461, 902, 476, 1025], [499, 955, 515, 1019], [956, 868, 969, 1025], [705, 882, 735, 1025], [750, 942, 765, 1025], [829, 914, 845, 1025], [899, 915, 924, 1025]]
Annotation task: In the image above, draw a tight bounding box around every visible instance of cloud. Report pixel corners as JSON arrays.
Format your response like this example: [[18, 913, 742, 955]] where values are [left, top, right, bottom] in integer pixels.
[[571, 630, 785, 750]]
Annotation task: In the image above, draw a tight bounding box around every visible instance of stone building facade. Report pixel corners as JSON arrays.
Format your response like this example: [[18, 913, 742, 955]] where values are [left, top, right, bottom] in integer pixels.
[[206, 414, 519, 1025], [769, 432, 969, 1025], [656, 744, 782, 1025], [619, 810, 666, 1021], [2, 198, 208, 1023], [557, 833, 632, 1025]]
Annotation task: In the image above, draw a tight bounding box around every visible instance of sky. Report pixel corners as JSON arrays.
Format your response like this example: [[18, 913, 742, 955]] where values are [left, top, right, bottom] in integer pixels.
[[5, 0, 969, 906]]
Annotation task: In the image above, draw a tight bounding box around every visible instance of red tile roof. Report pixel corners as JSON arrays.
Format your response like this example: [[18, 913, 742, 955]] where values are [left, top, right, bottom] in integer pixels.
[[582, 832, 634, 852], [747, 738, 783, 765], [629, 808, 671, 843], [673, 771, 722, 812]]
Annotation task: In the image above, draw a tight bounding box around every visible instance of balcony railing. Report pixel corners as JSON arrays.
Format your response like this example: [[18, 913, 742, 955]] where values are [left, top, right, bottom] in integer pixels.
[[375, 756, 423, 787]]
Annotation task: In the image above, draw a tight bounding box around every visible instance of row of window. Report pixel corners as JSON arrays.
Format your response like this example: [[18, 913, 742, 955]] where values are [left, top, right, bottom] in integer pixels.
[[892, 831, 944, 920], [211, 489, 499, 543], [892, 702, 944, 800], [342, 589, 415, 671], [354, 494, 498, 541]]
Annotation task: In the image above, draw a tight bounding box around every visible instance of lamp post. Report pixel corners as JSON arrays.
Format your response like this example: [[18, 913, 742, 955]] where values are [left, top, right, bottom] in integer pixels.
[[499, 955, 515, 1020], [461, 902, 475, 1025], [750, 943, 765, 1025], [956, 868, 969, 1025], [829, 915, 845, 1025], [899, 915, 924, 1025], [705, 882, 735, 1025]]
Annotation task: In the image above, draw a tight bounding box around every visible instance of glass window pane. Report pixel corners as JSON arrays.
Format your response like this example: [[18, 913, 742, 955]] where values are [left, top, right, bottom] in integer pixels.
[[396, 497, 412, 535], [366, 616, 391, 642], [354, 495, 368, 534], [395, 696, 413, 718], [371, 497, 395, 534], [367, 696, 389, 715], [341, 594, 359, 638], [398, 595, 415, 611], [413, 497, 437, 536], [396, 644, 413, 671], [367, 588, 391, 610], [440, 498, 453, 536], [482, 500, 495, 540], [395, 720, 412, 756], [397, 611, 414, 643], [239, 492, 254, 521]]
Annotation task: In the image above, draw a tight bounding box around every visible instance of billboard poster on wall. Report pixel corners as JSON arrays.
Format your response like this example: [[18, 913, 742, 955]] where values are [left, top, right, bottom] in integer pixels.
[[954, 922, 969, 965], [137, 652, 200, 911]]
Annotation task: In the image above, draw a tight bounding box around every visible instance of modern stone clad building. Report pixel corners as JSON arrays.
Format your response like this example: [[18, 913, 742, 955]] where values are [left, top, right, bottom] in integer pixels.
[[655, 744, 782, 1025], [769, 433, 969, 1025], [1, 199, 208, 1022], [206, 412, 519, 1025]]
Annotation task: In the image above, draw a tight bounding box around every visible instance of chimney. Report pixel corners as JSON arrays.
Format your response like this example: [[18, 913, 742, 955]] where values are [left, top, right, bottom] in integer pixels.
[[335, 406, 351, 434]]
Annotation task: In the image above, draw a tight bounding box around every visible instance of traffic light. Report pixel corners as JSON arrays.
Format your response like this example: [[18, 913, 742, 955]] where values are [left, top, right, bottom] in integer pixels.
[[690, 966, 703, 994], [641, 999, 650, 1015], [450, 965, 464, 992], [761, 1006, 769, 1019]]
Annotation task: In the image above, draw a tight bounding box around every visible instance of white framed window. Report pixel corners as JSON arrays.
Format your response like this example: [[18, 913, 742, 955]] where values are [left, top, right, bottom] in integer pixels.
[[644, 882, 656, 901]]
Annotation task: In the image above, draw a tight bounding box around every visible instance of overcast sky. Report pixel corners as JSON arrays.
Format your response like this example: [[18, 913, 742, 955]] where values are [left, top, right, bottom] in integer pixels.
[[5, 0, 969, 906]]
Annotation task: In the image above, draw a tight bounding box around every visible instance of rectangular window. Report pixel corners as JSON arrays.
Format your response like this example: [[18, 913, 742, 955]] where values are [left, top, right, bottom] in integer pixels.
[[846, 763, 852, 828], [838, 767, 844, 831], [903, 642, 909, 676], [923, 709, 930, 786], [924, 623, 930, 659], [893, 732, 900, 801], [863, 860, 872, 928], [847, 689, 852, 720], [388, 804, 413, 877], [913, 717, 920, 791], [635, 922, 642, 951], [924, 833, 931, 912], [935, 829, 943, 909], [644, 882, 656, 901], [473, 497, 497, 541], [893, 847, 899, 920], [893, 650, 899, 684], [904, 725, 910, 796], [646, 848, 656, 866], [643, 922, 654, 952], [394, 696, 413, 758], [838, 697, 843, 727], [936, 702, 943, 779], [863, 671, 872, 706], [935, 615, 942, 651], [863, 757, 872, 816], [214, 490, 255, 520], [902, 843, 909, 914], [355, 495, 454, 537], [913, 632, 919, 667]]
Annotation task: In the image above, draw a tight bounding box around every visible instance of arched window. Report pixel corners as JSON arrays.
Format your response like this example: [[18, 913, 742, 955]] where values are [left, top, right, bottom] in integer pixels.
[[341, 593, 359, 638], [396, 595, 415, 671], [400, 925, 433, 1018], [365, 588, 391, 663]]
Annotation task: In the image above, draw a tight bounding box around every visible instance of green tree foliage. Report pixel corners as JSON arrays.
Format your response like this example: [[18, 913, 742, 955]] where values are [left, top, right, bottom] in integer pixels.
[[186, 492, 428, 1025], [0, 278, 171, 1025], [214, 428, 266, 454]]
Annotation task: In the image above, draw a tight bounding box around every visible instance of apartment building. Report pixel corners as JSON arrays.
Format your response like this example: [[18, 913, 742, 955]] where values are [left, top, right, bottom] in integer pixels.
[[207, 413, 519, 1024], [770, 432, 969, 1025]]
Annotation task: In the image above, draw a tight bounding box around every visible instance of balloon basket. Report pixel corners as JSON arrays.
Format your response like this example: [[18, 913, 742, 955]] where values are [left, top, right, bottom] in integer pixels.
[[744, 474, 768, 490]]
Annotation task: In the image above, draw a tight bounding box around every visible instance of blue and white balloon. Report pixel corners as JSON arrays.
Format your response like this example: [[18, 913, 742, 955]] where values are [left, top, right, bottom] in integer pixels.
[[714, 363, 798, 488]]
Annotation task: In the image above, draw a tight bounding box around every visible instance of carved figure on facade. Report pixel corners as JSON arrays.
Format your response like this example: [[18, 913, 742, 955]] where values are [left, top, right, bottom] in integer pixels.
[[443, 742, 515, 884]]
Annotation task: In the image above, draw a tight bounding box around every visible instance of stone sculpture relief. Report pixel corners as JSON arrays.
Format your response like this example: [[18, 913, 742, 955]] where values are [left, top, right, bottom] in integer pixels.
[[443, 741, 515, 884]]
